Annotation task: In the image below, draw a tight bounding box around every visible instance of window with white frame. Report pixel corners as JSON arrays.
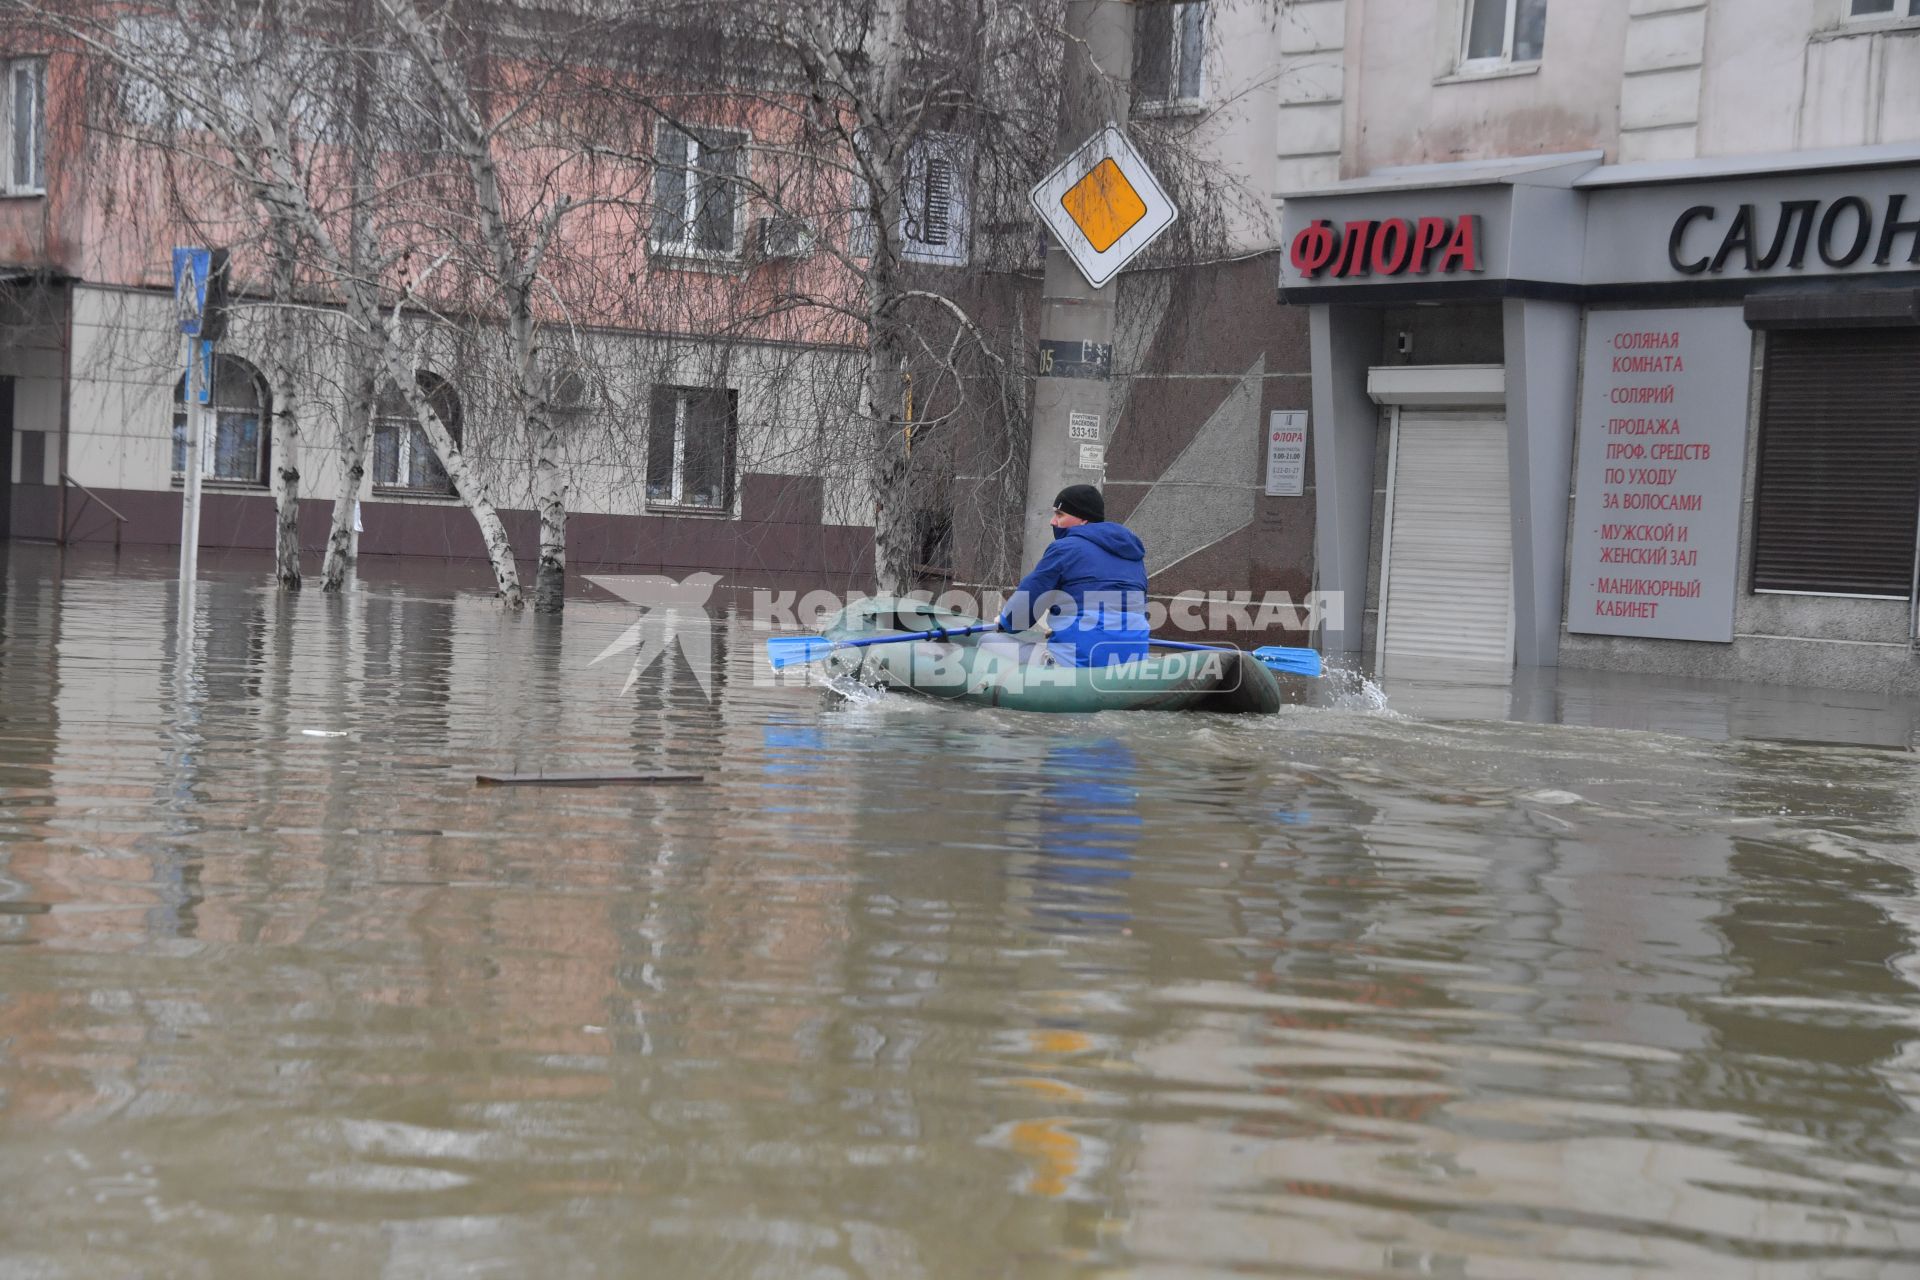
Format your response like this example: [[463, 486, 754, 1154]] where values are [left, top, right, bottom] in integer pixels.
[[850, 132, 972, 267], [1462, 0, 1547, 67], [4, 57, 46, 195], [172, 354, 269, 484], [372, 372, 460, 493], [1134, 2, 1205, 109], [650, 125, 747, 259], [1849, 0, 1920, 17], [646, 385, 735, 510]]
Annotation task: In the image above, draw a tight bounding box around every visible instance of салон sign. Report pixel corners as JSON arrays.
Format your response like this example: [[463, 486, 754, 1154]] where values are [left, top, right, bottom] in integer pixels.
[[1668, 196, 1920, 275], [1288, 215, 1484, 279]]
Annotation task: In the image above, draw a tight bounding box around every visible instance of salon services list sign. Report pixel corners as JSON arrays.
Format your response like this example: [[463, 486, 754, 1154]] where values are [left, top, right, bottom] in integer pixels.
[[1566, 307, 1751, 642]]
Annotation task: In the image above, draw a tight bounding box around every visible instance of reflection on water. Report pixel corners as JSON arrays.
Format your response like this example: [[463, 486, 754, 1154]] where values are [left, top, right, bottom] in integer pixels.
[[2, 543, 1919, 1277]]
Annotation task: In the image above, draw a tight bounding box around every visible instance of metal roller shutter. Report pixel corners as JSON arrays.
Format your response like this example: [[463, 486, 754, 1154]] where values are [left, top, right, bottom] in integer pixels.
[[1752, 328, 1920, 597], [1379, 410, 1513, 669]]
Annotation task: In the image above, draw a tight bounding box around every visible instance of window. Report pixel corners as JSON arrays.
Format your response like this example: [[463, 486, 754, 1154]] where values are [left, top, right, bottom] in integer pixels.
[[1750, 328, 1920, 598], [296, 49, 444, 149], [1462, 0, 1546, 67], [4, 58, 46, 195], [850, 132, 972, 267], [173, 354, 268, 484], [646, 386, 735, 510], [1849, 0, 1920, 16], [373, 372, 461, 493], [650, 125, 746, 259], [1134, 2, 1205, 108], [114, 19, 248, 133]]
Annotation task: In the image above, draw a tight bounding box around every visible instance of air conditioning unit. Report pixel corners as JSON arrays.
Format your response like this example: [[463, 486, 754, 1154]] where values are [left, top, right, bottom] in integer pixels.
[[754, 214, 814, 261], [545, 366, 596, 415]]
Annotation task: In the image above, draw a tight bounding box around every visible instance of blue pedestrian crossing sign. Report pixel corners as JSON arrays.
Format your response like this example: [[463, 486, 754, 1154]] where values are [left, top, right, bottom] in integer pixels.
[[172, 247, 212, 336]]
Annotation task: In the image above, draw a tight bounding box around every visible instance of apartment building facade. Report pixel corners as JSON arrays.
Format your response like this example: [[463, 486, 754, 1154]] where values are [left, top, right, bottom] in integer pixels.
[[2, 7, 1323, 616], [0, 31, 890, 588], [1274, 0, 1920, 691]]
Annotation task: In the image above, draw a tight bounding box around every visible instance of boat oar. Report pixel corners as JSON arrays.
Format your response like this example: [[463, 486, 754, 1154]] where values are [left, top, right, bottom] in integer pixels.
[[767, 622, 1002, 670], [1149, 638, 1323, 679]]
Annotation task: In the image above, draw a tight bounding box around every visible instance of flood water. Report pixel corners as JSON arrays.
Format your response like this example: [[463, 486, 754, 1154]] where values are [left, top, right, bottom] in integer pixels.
[[3, 543, 1919, 1278]]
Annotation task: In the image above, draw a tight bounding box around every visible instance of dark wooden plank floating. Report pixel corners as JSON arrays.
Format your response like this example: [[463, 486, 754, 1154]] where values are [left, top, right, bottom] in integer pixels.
[[475, 771, 706, 787]]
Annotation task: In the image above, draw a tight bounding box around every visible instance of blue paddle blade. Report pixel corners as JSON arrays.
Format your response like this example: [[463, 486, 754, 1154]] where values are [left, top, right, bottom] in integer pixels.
[[766, 635, 835, 670], [1252, 645, 1323, 678]]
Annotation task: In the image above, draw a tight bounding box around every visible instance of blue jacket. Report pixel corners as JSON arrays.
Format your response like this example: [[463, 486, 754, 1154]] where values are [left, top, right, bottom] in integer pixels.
[[998, 523, 1151, 667]]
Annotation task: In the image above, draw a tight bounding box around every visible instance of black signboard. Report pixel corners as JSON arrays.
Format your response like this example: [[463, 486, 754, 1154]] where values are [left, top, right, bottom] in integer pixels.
[[1038, 339, 1112, 380]]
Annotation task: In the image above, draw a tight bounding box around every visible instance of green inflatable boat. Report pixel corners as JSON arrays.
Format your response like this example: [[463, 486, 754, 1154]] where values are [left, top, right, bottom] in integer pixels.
[[817, 597, 1290, 714]]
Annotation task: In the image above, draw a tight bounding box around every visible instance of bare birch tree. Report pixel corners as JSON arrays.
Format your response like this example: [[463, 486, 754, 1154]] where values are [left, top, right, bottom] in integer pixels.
[[593, 0, 1259, 595], [15, 0, 531, 602], [369, 0, 651, 612]]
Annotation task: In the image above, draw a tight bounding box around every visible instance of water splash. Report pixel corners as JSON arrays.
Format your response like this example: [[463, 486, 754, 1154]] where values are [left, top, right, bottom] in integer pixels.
[[820, 670, 891, 708], [1320, 663, 1393, 713]]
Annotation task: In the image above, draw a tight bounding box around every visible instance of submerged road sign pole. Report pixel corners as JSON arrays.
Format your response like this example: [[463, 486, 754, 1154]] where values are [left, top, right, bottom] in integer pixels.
[[178, 333, 206, 590], [1023, 2, 1178, 570], [172, 247, 225, 604]]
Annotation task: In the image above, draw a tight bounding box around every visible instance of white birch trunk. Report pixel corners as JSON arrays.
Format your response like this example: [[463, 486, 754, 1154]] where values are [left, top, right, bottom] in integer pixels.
[[321, 349, 375, 590], [321, 23, 376, 593], [380, 0, 564, 610], [373, 335, 525, 605], [248, 66, 524, 605], [265, 233, 302, 591]]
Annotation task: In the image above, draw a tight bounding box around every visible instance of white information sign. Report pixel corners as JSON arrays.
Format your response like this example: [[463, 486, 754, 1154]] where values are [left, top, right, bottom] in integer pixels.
[[1068, 411, 1102, 441], [1566, 307, 1751, 642], [1078, 443, 1106, 470], [1265, 411, 1307, 497], [1030, 123, 1178, 288]]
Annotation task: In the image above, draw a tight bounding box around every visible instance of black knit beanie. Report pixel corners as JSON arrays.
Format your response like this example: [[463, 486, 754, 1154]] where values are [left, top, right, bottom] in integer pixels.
[[1053, 484, 1105, 522]]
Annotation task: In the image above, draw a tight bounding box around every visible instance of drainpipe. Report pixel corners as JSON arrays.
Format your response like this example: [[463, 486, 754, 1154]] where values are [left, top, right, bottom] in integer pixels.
[[56, 277, 72, 546], [1909, 507, 1919, 649]]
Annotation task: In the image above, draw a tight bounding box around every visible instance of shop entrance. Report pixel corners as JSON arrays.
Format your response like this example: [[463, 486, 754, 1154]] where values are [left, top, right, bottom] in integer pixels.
[[1378, 407, 1513, 672]]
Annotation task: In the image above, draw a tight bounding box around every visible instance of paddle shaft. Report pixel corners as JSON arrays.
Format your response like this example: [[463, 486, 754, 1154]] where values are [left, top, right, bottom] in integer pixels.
[[830, 621, 1000, 652], [767, 620, 1004, 668]]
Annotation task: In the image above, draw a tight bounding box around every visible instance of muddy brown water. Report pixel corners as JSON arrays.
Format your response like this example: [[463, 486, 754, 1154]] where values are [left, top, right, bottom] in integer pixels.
[[2, 545, 1918, 1277]]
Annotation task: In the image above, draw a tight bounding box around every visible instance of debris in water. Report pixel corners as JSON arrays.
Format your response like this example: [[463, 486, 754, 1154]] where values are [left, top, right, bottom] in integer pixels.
[[475, 771, 705, 787]]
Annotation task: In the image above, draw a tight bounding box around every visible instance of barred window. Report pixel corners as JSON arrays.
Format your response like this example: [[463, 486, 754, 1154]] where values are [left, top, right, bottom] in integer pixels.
[[173, 354, 269, 485]]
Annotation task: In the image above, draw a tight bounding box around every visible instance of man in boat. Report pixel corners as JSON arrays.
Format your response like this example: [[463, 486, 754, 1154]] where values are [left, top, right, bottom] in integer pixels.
[[995, 484, 1151, 667]]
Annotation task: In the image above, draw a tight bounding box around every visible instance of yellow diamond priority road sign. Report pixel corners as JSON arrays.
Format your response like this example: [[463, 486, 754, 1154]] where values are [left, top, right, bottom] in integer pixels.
[[1031, 123, 1177, 288]]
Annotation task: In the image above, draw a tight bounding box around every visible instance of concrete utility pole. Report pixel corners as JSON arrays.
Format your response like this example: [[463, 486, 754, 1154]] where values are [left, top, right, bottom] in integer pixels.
[[1021, 0, 1132, 569], [178, 336, 206, 594]]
